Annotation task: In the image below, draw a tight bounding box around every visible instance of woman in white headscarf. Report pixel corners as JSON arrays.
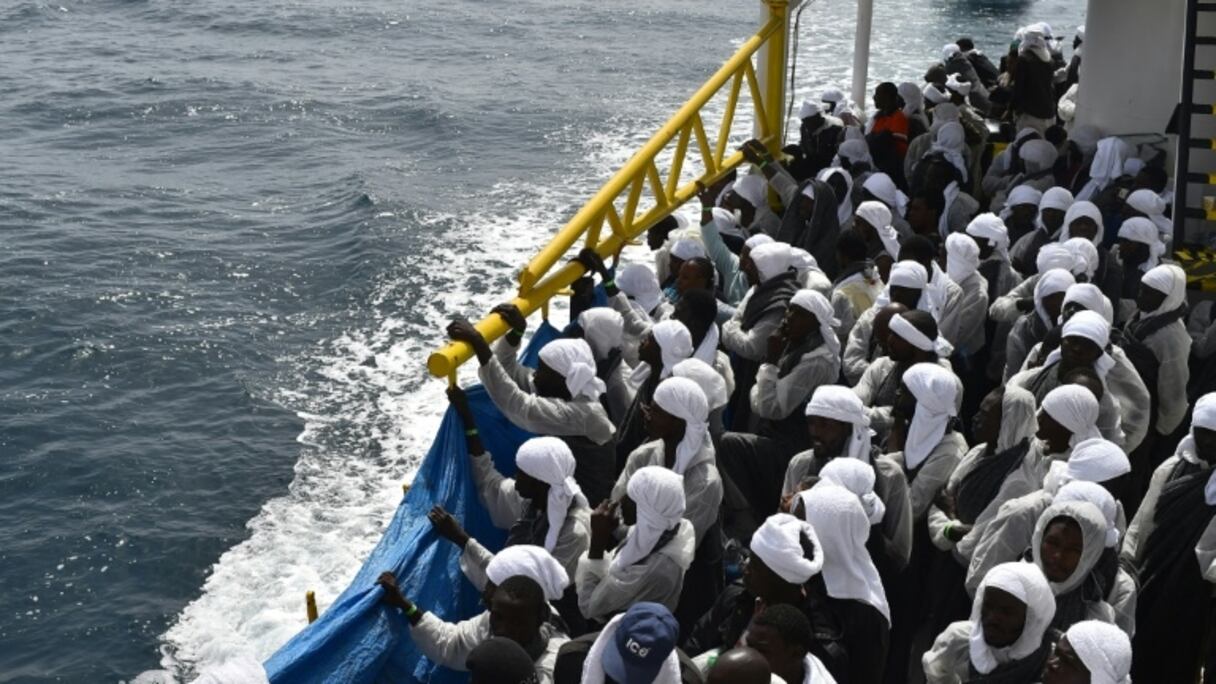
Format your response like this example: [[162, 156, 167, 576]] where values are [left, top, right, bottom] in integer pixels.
[[1044, 620, 1132, 684], [923, 562, 1057, 683], [945, 233, 988, 356], [1004, 268, 1075, 381], [578, 465, 695, 621], [1116, 216, 1165, 273], [1124, 264, 1192, 459], [1123, 393, 1216, 681], [1031, 501, 1126, 633], [798, 484, 892, 683]]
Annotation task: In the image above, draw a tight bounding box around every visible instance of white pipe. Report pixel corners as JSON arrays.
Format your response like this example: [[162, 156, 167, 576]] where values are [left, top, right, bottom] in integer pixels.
[[851, 0, 873, 113]]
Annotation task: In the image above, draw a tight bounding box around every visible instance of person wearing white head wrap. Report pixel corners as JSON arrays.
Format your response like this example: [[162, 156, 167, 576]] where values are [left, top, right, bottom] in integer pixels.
[[905, 100, 963, 181], [1046, 620, 1132, 684], [609, 262, 674, 366], [1030, 501, 1124, 633], [862, 172, 909, 218], [699, 194, 772, 306], [649, 377, 711, 475], [616, 263, 666, 320], [1038, 310, 1116, 381], [998, 183, 1043, 231], [1019, 139, 1059, 177], [854, 200, 901, 260], [966, 213, 1021, 303], [799, 99, 821, 120], [982, 129, 1040, 198], [1003, 268, 1074, 380], [899, 81, 929, 134], [1011, 22, 1059, 133], [929, 121, 969, 183], [816, 458, 888, 526], [923, 562, 1057, 683], [1124, 264, 1192, 439], [1077, 138, 1134, 203], [578, 308, 633, 426], [1060, 201, 1104, 245], [924, 82, 949, 106], [626, 318, 693, 389], [1124, 188, 1173, 244], [841, 260, 933, 384], [669, 237, 706, 264], [1042, 437, 1131, 497], [1122, 393, 1216, 680], [1116, 216, 1165, 273], [834, 138, 873, 171], [461, 435, 592, 589], [1009, 187, 1076, 276], [578, 466, 695, 620], [990, 243, 1071, 326], [671, 358, 727, 413], [818, 166, 855, 227], [1053, 480, 1120, 549], [1042, 384, 1103, 448], [798, 484, 892, 681], [945, 233, 988, 355], [485, 544, 571, 601], [821, 87, 846, 114], [1060, 237, 1098, 283], [892, 363, 966, 522]]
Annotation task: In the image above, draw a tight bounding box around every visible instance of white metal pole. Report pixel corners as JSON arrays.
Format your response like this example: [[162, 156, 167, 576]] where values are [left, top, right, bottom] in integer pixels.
[[851, 0, 874, 115]]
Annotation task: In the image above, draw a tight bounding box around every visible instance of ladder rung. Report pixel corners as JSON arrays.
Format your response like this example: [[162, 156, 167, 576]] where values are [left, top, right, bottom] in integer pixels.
[[1184, 207, 1216, 220], [1199, 2, 1216, 11], [1198, 36, 1216, 45], [1194, 70, 1216, 80], [1189, 138, 1216, 149], [1186, 172, 1216, 185]]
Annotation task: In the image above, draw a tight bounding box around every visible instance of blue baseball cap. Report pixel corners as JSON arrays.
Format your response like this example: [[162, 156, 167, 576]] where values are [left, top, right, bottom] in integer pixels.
[[601, 602, 679, 683]]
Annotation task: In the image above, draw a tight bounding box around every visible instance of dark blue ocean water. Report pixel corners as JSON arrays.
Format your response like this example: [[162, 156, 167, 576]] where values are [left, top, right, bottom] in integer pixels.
[[0, 0, 1083, 680]]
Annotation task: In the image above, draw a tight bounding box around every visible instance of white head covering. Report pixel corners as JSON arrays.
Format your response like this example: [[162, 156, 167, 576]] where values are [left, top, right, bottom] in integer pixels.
[[1077, 138, 1133, 201], [1041, 385, 1102, 447], [1117, 217, 1166, 270], [790, 289, 842, 357], [855, 200, 900, 258], [669, 238, 705, 261], [946, 232, 981, 284], [515, 437, 587, 551], [1019, 139, 1059, 173], [612, 466, 687, 572], [942, 43, 962, 61], [806, 385, 873, 463], [1034, 268, 1076, 327], [1044, 310, 1115, 376], [652, 377, 710, 476], [578, 308, 625, 361], [1032, 500, 1109, 595], [1126, 188, 1173, 242], [821, 87, 846, 111], [1056, 438, 1131, 487], [1019, 28, 1053, 62], [931, 104, 961, 133], [1054, 480, 1120, 548], [835, 138, 872, 167], [863, 173, 909, 217], [732, 173, 769, 211], [901, 363, 959, 470], [617, 263, 664, 316], [789, 247, 819, 278], [539, 339, 607, 400], [874, 260, 936, 316], [1065, 621, 1133, 684], [967, 563, 1057, 674], [799, 484, 890, 621], [1122, 157, 1145, 178], [889, 311, 954, 357], [816, 458, 886, 525], [818, 166, 855, 226], [1062, 283, 1114, 324], [999, 386, 1039, 452], [1039, 187, 1076, 229], [1060, 201, 1103, 244], [1179, 392, 1216, 467], [485, 544, 570, 601], [923, 83, 950, 105], [750, 242, 794, 282], [1037, 243, 1075, 275], [945, 73, 972, 96], [1140, 263, 1188, 314], [744, 233, 775, 251], [898, 81, 924, 118], [931, 122, 969, 182], [966, 212, 1011, 261], [1062, 238, 1098, 280], [799, 99, 822, 119], [671, 358, 728, 411], [1001, 185, 1044, 221], [749, 513, 824, 584], [629, 319, 694, 388]]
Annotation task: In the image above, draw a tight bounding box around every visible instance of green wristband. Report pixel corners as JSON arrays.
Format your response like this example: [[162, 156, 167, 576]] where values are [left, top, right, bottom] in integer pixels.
[[405, 603, 418, 618], [603, 279, 615, 288], [465, 428, 479, 437]]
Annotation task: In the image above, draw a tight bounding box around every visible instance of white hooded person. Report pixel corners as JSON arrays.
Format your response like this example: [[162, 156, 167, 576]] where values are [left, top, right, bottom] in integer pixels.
[[577, 307, 633, 427], [922, 562, 1057, 683], [449, 316, 617, 505], [1124, 264, 1192, 440], [944, 232, 989, 356], [888, 362, 968, 521], [1042, 620, 1133, 684], [1031, 500, 1126, 633], [578, 465, 695, 621], [843, 259, 933, 383], [614, 319, 695, 466], [853, 309, 957, 439]]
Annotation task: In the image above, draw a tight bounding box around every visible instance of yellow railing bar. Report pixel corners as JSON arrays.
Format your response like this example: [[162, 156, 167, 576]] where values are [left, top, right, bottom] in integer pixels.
[[427, 9, 788, 378], [715, 70, 745, 165]]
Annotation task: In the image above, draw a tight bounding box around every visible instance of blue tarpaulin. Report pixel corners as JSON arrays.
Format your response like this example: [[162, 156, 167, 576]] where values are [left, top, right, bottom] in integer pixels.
[[264, 322, 563, 684]]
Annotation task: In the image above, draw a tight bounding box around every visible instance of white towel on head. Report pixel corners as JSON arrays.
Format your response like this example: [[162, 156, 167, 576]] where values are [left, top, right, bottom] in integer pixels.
[[946, 232, 981, 285], [945, 73, 972, 96], [1117, 217, 1165, 271], [816, 458, 886, 525], [1000, 185, 1044, 221], [1040, 384, 1102, 448], [863, 173, 909, 217], [1061, 283, 1113, 324], [1054, 480, 1120, 548], [1040, 186, 1076, 213], [1019, 139, 1058, 173], [1077, 137, 1132, 201], [1177, 393, 1216, 501], [1140, 263, 1187, 314], [579, 308, 625, 361], [617, 263, 663, 317], [901, 362, 959, 470], [790, 289, 841, 357], [611, 466, 687, 572], [1060, 201, 1104, 244], [1062, 238, 1098, 279], [1036, 243, 1074, 274], [799, 484, 890, 621], [818, 166, 855, 226], [930, 122, 969, 182], [1031, 500, 1109, 595], [967, 562, 1056, 674], [749, 513, 824, 584], [745, 233, 774, 251], [652, 377, 710, 475], [855, 200, 900, 258], [1033, 268, 1075, 327], [486, 544, 571, 600], [1066, 620, 1133, 684], [539, 339, 607, 400], [835, 138, 873, 167], [1043, 309, 1115, 377], [732, 174, 768, 210], [889, 312, 953, 357], [671, 358, 728, 411], [628, 319, 694, 389], [966, 213, 1011, 260], [515, 437, 588, 551], [1126, 188, 1173, 242], [806, 385, 873, 463], [999, 386, 1039, 452], [670, 237, 706, 261], [799, 99, 822, 120], [750, 242, 795, 282]]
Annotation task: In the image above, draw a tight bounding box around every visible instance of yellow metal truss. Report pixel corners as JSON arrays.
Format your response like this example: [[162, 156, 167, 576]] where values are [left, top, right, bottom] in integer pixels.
[[428, 0, 791, 379]]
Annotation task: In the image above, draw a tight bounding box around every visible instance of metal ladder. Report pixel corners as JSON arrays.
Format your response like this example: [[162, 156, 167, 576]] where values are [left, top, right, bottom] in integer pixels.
[[1177, 0, 1216, 245]]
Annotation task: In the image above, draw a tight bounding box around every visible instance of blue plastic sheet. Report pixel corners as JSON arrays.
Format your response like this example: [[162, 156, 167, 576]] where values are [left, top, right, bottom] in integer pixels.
[[264, 322, 563, 684]]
